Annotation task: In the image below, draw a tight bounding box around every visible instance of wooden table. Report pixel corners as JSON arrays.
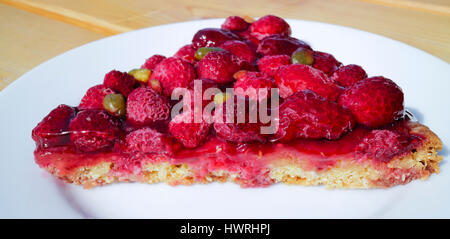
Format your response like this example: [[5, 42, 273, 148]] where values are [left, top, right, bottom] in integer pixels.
[[1, 0, 449, 91]]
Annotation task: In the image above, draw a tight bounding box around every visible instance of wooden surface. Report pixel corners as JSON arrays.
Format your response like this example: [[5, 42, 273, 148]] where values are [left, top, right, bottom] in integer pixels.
[[0, 0, 449, 91]]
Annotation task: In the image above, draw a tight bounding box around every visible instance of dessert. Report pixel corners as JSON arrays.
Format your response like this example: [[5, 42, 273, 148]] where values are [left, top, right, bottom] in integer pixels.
[[31, 15, 443, 189]]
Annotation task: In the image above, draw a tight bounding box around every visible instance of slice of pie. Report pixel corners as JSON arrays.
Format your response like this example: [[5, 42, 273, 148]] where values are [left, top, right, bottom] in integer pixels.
[[31, 15, 443, 189]]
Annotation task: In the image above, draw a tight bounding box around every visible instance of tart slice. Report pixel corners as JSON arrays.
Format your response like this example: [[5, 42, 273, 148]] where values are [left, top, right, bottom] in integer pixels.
[[31, 15, 443, 189]]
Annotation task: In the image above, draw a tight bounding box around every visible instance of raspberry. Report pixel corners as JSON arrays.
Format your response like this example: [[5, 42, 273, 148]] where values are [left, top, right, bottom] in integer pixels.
[[103, 70, 135, 97], [213, 96, 267, 143], [257, 35, 311, 56], [169, 111, 212, 148], [126, 87, 171, 126], [312, 51, 342, 76], [79, 84, 115, 110], [69, 110, 121, 152], [173, 44, 197, 64], [257, 55, 290, 77], [220, 40, 257, 63], [236, 29, 260, 46], [274, 90, 355, 142], [233, 71, 275, 101], [196, 51, 244, 84], [32, 104, 76, 148], [221, 16, 249, 32], [356, 130, 409, 162], [149, 57, 196, 96], [182, 79, 218, 111], [141, 54, 166, 70], [338, 76, 404, 128], [126, 127, 174, 155], [192, 28, 239, 49], [274, 64, 343, 101], [330, 64, 367, 87], [249, 15, 291, 40]]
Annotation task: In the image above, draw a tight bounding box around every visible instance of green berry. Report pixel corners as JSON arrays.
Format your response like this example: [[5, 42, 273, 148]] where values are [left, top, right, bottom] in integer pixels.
[[291, 48, 314, 65], [194, 47, 226, 60], [103, 93, 126, 117], [128, 68, 151, 83]]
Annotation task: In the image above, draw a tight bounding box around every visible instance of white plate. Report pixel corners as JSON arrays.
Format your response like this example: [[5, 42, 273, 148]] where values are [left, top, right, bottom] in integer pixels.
[[0, 19, 449, 219]]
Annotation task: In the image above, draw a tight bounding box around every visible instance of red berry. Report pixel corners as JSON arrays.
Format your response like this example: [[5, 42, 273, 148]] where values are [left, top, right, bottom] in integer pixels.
[[338, 76, 404, 128], [274, 64, 343, 101], [126, 127, 174, 155], [103, 70, 135, 97], [274, 90, 355, 142], [141, 54, 166, 70], [182, 79, 218, 111], [257, 55, 290, 77], [173, 44, 197, 64], [221, 16, 249, 32], [257, 35, 311, 56], [149, 57, 196, 96], [169, 111, 212, 148], [236, 29, 260, 46], [69, 110, 121, 152], [220, 40, 257, 63], [330, 64, 367, 87], [197, 51, 244, 84], [249, 15, 291, 40], [192, 28, 239, 49], [32, 104, 76, 148], [356, 130, 409, 162], [233, 71, 275, 101], [79, 84, 115, 110], [126, 87, 171, 126], [312, 51, 342, 76], [213, 96, 267, 143]]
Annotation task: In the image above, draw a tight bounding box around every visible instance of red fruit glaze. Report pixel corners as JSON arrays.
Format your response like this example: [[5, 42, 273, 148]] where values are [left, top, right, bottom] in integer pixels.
[[169, 111, 212, 148], [257, 35, 311, 56], [79, 84, 115, 110], [330, 64, 368, 87], [192, 28, 239, 49], [233, 71, 275, 101], [173, 44, 197, 64], [126, 127, 174, 155], [249, 15, 291, 40], [274, 90, 355, 142], [69, 110, 121, 152], [338, 76, 404, 128], [196, 51, 244, 84], [141, 54, 166, 70], [257, 55, 290, 77], [220, 40, 257, 63], [274, 64, 343, 101], [32, 104, 76, 148], [312, 51, 342, 76], [149, 57, 196, 96], [126, 87, 171, 126], [221, 16, 249, 32]]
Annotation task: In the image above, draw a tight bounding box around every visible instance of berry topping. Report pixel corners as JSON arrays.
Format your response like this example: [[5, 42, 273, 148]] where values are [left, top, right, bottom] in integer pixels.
[[69, 110, 121, 152], [291, 47, 314, 65], [103, 93, 126, 117], [141, 54, 166, 70], [257, 35, 311, 56], [128, 68, 151, 84], [192, 28, 239, 49], [249, 15, 291, 40], [32, 104, 76, 148], [169, 111, 212, 148], [221, 16, 250, 32], [356, 130, 409, 162], [103, 70, 135, 97], [126, 87, 171, 126], [196, 51, 244, 84], [330, 64, 367, 87], [79, 84, 115, 110], [338, 76, 404, 128], [149, 57, 196, 96], [312, 51, 342, 76], [194, 47, 226, 61], [174, 44, 197, 64], [274, 64, 343, 101], [257, 55, 290, 77], [274, 90, 355, 142], [233, 71, 275, 101], [220, 40, 257, 63], [126, 127, 174, 155], [214, 96, 267, 143]]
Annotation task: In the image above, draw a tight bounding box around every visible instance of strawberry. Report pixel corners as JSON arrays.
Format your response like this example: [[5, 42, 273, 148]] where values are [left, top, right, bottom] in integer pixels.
[[169, 111, 212, 148], [249, 15, 291, 40], [221, 16, 250, 31], [220, 40, 257, 63], [330, 64, 367, 87], [149, 57, 196, 96], [257, 54, 290, 77], [173, 44, 197, 64], [79, 84, 115, 110], [197, 51, 245, 84], [312, 51, 342, 76], [141, 54, 166, 70], [233, 71, 275, 101], [126, 87, 171, 127], [103, 70, 135, 97]]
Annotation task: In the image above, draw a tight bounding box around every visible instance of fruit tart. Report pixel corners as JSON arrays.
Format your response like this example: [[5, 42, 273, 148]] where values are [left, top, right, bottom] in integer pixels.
[[32, 15, 443, 189]]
